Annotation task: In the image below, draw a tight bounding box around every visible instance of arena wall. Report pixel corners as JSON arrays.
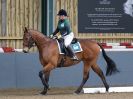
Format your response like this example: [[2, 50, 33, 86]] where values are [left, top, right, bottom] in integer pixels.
[[0, 52, 133, 89]]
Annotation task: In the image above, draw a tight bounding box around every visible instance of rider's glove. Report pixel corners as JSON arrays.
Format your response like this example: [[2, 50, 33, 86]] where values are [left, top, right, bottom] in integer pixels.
[[50, 34, 53, 38], [50, 34, 58, 39]]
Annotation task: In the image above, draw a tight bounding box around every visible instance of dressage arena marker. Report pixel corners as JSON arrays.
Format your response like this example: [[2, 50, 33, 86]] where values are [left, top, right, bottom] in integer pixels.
[[1, 43, 133, 53], [83, 86, 133, 93], [1, 48, 133, 53]]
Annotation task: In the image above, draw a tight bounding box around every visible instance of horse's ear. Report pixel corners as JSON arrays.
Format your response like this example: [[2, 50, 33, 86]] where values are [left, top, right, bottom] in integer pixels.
[[23, 27, 28, 33]]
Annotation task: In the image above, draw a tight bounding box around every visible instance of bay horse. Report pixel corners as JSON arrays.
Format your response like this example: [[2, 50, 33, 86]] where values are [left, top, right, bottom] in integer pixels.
[[23, 27, 119, 95]]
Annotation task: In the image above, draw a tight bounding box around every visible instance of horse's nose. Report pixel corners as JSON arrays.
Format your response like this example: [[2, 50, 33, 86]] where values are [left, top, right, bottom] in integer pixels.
[[23, 47, 29, 53], [23, 49, 28, 53]]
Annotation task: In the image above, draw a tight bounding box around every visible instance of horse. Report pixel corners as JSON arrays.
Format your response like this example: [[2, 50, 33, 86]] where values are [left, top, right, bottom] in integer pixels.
[[23, 27, 119, 95]]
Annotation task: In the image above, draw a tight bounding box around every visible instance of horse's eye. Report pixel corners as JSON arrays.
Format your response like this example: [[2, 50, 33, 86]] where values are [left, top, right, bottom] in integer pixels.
[[25, 37, 28, 41]]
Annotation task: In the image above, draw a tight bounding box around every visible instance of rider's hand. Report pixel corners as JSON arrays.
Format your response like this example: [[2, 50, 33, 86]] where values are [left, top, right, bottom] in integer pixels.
[[50, 34, 58, 39], [50, 34, 53, 38], [53, 35, 58, 39]]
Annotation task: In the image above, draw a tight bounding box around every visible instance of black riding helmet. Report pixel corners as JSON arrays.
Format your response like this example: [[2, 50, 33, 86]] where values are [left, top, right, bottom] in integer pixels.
[[57, 9, 68, 16]]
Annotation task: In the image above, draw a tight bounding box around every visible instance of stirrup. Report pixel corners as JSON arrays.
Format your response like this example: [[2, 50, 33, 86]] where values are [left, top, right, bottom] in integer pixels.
[[71, 56, 79, 61]]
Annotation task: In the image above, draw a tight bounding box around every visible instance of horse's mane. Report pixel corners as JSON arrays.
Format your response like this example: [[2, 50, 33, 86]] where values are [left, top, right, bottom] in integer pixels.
[[29, 29, 50, 41], [29, 29, 45, 37]]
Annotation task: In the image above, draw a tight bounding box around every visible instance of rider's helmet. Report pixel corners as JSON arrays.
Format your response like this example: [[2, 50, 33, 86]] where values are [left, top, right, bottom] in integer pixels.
[[57, 9, 68, 16]]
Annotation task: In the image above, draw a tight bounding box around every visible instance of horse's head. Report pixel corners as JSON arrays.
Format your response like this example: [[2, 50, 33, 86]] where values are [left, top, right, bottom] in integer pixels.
[[23, 27, 35, 53]]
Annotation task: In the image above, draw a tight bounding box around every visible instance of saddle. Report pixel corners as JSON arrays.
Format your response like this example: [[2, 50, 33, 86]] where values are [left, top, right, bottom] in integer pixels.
[[56, 38, 82, 67], [57, 38, 82, 55]]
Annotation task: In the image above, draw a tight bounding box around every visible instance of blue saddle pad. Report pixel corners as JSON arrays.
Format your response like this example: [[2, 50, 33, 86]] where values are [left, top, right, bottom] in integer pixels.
[[56, 40, 83, 54]]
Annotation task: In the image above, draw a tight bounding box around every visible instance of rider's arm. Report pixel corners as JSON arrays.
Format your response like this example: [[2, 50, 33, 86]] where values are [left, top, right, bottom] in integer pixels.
[[53, 21, 60, 36], [53, 27, 59, 36]]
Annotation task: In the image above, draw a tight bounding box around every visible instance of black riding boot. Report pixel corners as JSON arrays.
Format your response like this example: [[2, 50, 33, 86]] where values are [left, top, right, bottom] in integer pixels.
[[67, 45, 79, 61]]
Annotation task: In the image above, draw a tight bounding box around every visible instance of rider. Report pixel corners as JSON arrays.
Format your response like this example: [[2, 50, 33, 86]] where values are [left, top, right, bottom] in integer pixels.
[[51, 9, 78, 60]]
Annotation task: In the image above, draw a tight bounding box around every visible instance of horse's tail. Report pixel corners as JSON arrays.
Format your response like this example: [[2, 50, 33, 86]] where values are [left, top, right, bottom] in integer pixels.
[[97, 43, 119, 76]]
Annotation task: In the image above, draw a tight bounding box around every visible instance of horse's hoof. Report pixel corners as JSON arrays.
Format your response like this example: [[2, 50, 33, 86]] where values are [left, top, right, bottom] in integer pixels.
[[73, 92, 79, 95], [106, 86, 109, 92], [74, 90, 80, 94], [40, 91, 47, 95], [38, 93, 44, 96]]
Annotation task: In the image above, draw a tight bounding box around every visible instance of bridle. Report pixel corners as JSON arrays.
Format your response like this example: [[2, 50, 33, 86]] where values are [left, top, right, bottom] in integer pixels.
[[25, 31, 35, 49]]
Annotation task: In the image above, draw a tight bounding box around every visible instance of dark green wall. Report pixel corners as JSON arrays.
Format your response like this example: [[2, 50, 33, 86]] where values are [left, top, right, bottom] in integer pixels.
[[41, 0, 47, 35], [41, 0, 53, 36]]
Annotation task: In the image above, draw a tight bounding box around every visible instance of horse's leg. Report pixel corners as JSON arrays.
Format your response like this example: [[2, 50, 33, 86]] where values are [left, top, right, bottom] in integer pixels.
[[44, 71, 51, 90], [39, 71, 51, 94], [39, 63, 54, 95], [92, 64, 109, 92], [75, 61, 91, 94], [39, 71, 49, 88]]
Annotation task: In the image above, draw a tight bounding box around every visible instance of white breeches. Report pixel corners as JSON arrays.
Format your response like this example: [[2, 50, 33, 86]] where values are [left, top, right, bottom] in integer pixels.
[[64, 32, 74, 47]]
